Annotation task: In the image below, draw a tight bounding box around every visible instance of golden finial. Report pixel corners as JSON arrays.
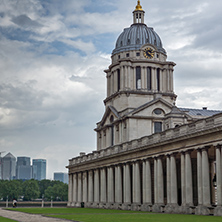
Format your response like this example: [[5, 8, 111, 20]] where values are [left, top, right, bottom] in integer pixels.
[[135, 0, 143, 11]]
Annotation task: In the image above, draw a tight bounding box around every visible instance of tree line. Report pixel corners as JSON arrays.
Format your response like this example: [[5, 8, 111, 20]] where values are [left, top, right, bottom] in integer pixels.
[[0, 179, 68, 201]]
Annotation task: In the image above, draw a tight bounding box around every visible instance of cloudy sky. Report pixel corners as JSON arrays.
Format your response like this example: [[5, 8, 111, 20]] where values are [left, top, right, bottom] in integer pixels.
[[0, 0, 222, 179]]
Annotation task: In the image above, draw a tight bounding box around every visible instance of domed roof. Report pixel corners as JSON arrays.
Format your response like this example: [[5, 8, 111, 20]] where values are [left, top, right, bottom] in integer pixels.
[[112, 23, 166, 56]]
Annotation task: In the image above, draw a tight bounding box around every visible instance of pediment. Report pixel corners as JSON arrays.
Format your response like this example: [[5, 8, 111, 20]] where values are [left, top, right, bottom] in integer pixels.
[[128, 98, 174, 117], [98, 106, 120, 127]]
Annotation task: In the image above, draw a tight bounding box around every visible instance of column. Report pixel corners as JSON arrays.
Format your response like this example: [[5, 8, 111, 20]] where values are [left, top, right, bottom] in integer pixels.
[[181, 152, 186, 205], [133, 161, 141, 203], [94, 169, 100, 203], [166, 155, 171, 204], [124, 163, 131, 203], [171, 154, 177, 204], [77, 172, 82, 203], [154, 158, 158, 204], [82, 172, 88, 202], [114, 70, 118, 92], [111, 72, 114, 94], [68, 174, 73, 204], [128, 66, 131, 89], [202, 148, 211, 206], [216, 145, 222, 206], [124, 66, 128, 89], [115, 165, 122, 203], [151, 68, 156, 91], [143, 160, 147, 203], [185, 151, 193, 205], [107, 74, 110, 97], [170, 69, 174, 92], [100, 168, 107, 203], [108, 166, 114, 203], [197, 149, 203, 205], [143, 159, 152, 204], [162, 69, 166, 92], [120, 66, 124, 89], [73, 173, 78, 202], [88, 170, 94, 203], [157, 157, 164, 204], [167, 69, 170, 92]]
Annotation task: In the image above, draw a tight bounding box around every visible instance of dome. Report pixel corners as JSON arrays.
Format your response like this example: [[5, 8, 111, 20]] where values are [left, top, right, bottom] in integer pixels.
[[112, 23, 166, 55]]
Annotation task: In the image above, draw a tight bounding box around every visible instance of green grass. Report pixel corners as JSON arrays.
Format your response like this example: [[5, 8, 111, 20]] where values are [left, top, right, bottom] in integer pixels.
[[0, 216, 16, 222], [9, 207, 222, 222]]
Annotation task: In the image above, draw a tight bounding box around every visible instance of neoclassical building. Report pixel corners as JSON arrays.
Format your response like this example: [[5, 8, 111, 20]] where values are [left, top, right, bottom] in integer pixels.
[[67, 1, 222, 216]]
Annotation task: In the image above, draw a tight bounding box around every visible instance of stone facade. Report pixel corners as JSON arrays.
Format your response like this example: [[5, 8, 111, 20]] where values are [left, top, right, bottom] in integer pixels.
[[67, 1, 222, 216]]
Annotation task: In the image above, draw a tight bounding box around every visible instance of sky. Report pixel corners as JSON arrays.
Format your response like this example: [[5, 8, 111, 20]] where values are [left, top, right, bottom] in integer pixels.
[[0, 0, 222, 179]]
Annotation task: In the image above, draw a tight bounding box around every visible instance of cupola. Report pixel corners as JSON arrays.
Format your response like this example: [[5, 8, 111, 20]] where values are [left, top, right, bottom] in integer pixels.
[[133, 0, 145, 24]]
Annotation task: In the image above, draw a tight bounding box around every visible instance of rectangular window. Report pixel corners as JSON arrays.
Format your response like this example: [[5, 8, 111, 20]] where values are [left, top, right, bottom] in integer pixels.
[[147, 67, 152, 90], [136, 66, 141, 89], [117, 69, 120, 91], [154, 122, 162, 133], [157, 68, 160, 91], [126, 53, 129, 57], [136, 52, 140, 57]]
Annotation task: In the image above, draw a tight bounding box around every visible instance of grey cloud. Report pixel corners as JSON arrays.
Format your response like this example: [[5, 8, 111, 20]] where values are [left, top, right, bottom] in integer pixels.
[[11, 14, 42, 29]]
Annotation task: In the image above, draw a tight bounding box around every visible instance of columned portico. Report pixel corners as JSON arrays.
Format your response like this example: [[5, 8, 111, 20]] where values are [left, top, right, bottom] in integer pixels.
[[68, 142, 222, 215]]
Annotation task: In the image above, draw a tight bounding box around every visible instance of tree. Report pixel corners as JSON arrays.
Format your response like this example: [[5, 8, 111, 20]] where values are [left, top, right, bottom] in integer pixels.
[[44, 182, 68, 201], [38, 179, 52, 198], [22, 179, 40, 201], [0, 180, 22, 201]]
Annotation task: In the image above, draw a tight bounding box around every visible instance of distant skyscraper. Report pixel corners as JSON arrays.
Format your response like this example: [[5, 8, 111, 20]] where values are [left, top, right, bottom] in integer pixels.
[[54, 172, 68, 184], [2, 152, 16, 180], [16, 157, 32, 180], [32, 159, 46, 180]]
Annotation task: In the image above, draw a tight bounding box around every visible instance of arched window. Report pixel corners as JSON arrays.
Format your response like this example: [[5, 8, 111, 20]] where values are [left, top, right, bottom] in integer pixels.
[[157, 68, 160, 91], [136, 66, 141, 89], [147, 67, 152, 90], [117, 69, 120, 91], [110, 116, 114, 146]]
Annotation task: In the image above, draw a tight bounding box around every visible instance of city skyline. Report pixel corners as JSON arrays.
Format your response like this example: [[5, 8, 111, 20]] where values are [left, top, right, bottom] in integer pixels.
[[0, 0, 222, 179]]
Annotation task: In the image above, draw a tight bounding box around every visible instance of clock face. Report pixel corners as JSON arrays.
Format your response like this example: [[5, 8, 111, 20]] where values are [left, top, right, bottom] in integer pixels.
[[143, 47, 154, 59]]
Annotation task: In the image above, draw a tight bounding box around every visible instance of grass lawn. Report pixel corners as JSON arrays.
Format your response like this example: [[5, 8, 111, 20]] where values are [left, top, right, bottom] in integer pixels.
[[0, 216, 16, 222], [9, 207, 222, 222]]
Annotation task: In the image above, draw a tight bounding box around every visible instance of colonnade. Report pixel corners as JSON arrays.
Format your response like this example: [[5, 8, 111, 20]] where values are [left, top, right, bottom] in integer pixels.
[[106, 65, 174, 97], [68, 145, 222, 215]]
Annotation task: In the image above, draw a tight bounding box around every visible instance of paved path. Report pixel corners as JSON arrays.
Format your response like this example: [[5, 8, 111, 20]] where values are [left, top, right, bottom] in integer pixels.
[[0, 208, 77, 222]]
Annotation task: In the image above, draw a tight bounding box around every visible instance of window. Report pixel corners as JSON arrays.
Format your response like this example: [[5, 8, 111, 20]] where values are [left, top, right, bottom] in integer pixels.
[[118, 55, 120, 59], [147, 67, 152, 90], [110, 116, 114, 146], [136, 66, 141, 89], [136, 52, 140, 57], [154, 122, 162, 133], [157, 68, 160, 91], [126, 53, 129, 57], [117, 69, 120, 91], [154, 108, 162, 115]]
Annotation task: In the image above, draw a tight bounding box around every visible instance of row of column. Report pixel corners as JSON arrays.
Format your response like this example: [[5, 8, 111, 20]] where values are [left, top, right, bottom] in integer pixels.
[[107, 65, 174, 96], [69, 146, 222, 209]]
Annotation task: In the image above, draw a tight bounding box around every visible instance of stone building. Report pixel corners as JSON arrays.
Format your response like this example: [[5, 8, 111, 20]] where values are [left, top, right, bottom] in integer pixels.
[[67, 1, 222, 216]]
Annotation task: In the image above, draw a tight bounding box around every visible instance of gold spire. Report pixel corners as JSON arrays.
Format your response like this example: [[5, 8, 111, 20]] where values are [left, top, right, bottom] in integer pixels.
[[135, 0, 143, 11]]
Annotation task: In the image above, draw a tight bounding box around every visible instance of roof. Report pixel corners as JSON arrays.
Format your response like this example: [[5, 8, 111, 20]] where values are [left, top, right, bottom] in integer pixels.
[[3, 152, 16, 160], [112, 24, 166, 55], [179, 108, 222, 117]]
